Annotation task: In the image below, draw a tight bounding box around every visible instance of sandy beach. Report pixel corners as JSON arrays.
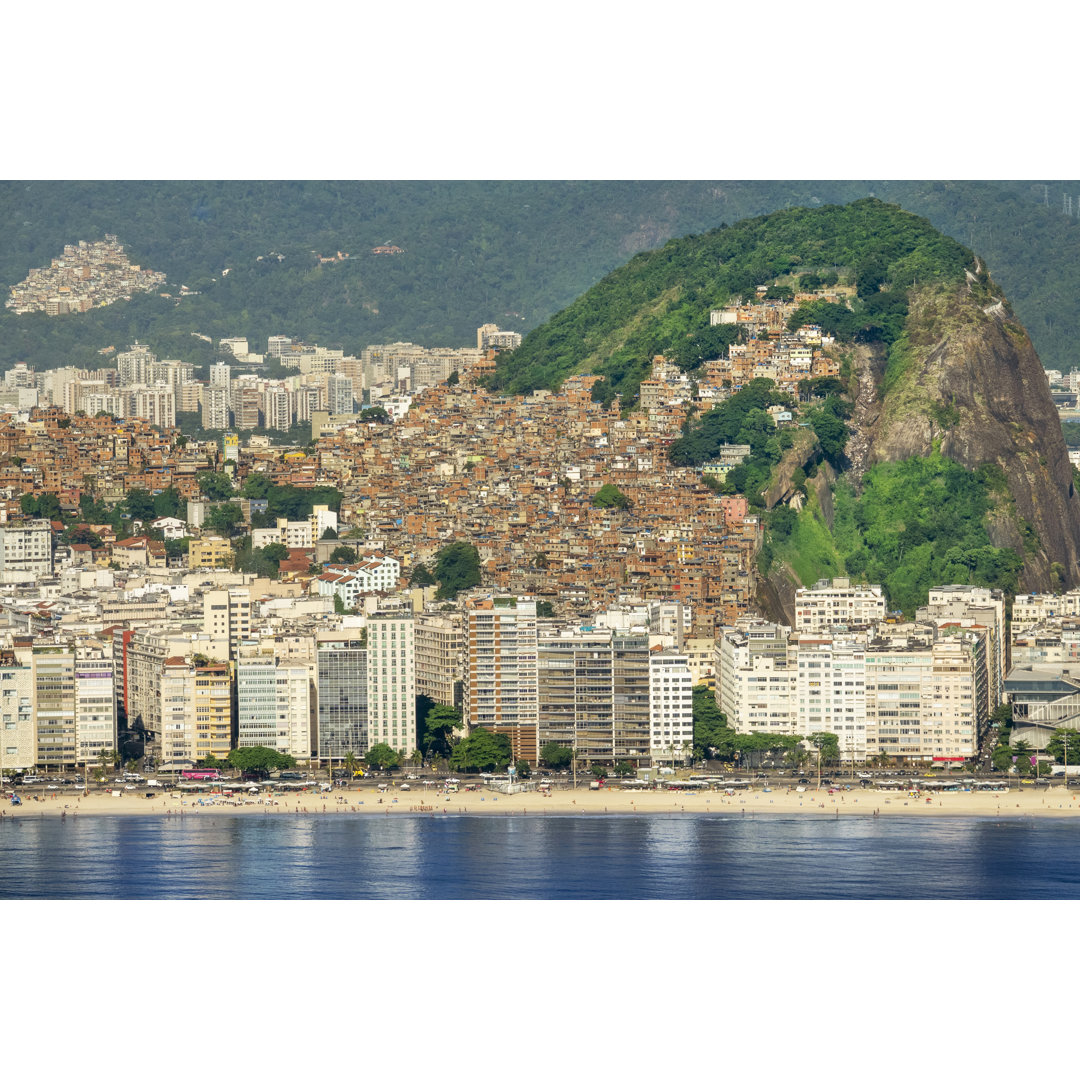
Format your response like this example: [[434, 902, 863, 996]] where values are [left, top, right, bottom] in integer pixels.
[[6, 784, 1080, 819]]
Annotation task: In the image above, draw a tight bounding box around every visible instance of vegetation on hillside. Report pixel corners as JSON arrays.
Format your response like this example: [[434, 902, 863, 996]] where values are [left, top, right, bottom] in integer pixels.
[[830, 455, 1024, 614], [490, 200, 972, 406]]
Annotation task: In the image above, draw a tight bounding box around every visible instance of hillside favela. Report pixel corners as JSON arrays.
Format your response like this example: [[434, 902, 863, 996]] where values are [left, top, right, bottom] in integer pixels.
[[6, 181, 1080, 899]]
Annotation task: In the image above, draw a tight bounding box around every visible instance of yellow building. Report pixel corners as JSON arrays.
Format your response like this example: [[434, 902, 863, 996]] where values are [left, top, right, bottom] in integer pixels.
[[189, 536, 234, 569]]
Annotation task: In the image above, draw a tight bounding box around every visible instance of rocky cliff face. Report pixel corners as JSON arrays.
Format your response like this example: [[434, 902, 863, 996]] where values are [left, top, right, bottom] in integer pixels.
[[861, 275, 1080, 591]]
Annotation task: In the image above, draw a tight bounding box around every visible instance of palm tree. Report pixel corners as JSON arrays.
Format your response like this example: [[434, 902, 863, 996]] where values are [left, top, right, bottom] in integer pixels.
[[344, 750, 358, 778]]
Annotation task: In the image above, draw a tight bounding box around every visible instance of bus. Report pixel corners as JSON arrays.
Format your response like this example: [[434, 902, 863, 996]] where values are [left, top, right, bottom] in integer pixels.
[[181, 769, 221, 781]]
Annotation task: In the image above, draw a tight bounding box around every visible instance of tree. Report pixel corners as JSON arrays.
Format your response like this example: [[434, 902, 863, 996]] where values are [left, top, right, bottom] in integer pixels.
[[207, 502, 244, 538], [153, 486, 185, 519], [1046, 729, 1080, 766], [592, 483, 630, 509], [344, 750, 359, 776], [409, 562, 435, 587], [449, 729, 512, 772], [692, 684, 731, 760], [242, 474, 273, 500], [321, 526, 338, 540], [540, 742, 574, 769], [1007, 738, 1038, 776], [590, 764, 608, 779], [227, 746, 297, 777], [991, 703, 1013, 729], [359, 406, 390, 423], [66, 524, 103, 548], [198, 471, 235, 501], [417, 701, 463, 759], [20, 492, 61, 520], [809, 732, 840, 769], [365, 743, 401, 770], [329, 545, 359, 565], [434, 541, 481, 600], [124, 487, 156, 521], [613, 760, 634, 777], [514, 758, 532, 780], [536, 600, 555, 618]]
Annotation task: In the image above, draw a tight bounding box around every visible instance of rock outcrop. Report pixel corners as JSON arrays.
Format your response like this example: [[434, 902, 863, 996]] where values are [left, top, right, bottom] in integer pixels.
[[863, 279, 1080, 590]]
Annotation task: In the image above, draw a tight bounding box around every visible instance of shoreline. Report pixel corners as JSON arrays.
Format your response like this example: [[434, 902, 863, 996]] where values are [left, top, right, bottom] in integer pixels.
[[6, 785, 1080, 820]]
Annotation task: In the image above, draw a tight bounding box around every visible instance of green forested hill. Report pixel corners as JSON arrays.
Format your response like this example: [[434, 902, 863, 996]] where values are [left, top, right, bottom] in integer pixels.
[[489, 199, 972, 403], [1, 180, 1079, 372]]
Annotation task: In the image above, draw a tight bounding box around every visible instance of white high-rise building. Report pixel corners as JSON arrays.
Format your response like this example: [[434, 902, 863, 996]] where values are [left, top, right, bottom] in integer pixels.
[[75, 641, 116, 766], [203, 588, 254, 660], [648, 649, 694, 766], [132, 385, 176, 429], [366, 606, 416, 758], [263, 384, 292, 432], [717, 621, 796, 736], [237, 651, 315, 760], [202, 384, 231, 430], [117, 344, 155, 386], [793, 633, 868, 761], [327, 373, 354, 415]]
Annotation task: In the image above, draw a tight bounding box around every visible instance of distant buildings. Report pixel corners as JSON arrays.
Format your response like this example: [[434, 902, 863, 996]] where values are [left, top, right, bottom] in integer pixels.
[[6, 236, 166, 316]]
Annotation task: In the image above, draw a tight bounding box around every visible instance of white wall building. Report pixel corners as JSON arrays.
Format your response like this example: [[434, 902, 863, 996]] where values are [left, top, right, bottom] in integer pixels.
[[366, 606, 416, 758], [649, 649, 694, 766], [237, 651, 315, 760], [794, 578, 888, 631], [0, 520, 53, 583]]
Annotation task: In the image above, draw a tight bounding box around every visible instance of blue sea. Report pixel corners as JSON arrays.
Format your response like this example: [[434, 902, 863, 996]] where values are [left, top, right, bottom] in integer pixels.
[[3, 812, 1080, 898]]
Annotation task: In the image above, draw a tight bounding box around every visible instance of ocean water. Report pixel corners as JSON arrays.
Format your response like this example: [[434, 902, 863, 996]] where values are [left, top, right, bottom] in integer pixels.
[[2, 813, 1079, 899]]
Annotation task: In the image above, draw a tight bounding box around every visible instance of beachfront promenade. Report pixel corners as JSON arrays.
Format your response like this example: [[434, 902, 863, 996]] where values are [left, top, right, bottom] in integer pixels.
[[6, 784, 1080, 819]]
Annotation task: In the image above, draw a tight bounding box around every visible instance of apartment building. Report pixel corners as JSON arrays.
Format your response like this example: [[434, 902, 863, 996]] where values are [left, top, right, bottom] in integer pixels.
[[415, 611, 464, 708], [1012, 590, 1080, 641], [535, 627, 654, 768], [326, 374, 354, 415], [921, 585, 1006, 709], [75, 640, 116, 765], [0, 520, 53, 583], [203, 587, 254, 659], [648, 648, 694, 766], [794, 633, 868, 760], [33, 644, 77, 770], [236, 650, 315, 760], [864, 630, 982, 762], [0, 641, 35, 770], [160, 659, 233, 768], [189, 537, 233, 569], [716, 621, 795, 736], [366, 606, 416, 758], [316, 635, 368, 761], [794, 578, 887, 631], [316, 557, 400, 606], [464, 597, 539, 762], [202, 384, 230, 430]]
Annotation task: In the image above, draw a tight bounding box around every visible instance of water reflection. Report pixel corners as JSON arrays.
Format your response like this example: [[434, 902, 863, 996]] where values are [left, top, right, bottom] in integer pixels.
[[5, 814, 1080, 899]]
